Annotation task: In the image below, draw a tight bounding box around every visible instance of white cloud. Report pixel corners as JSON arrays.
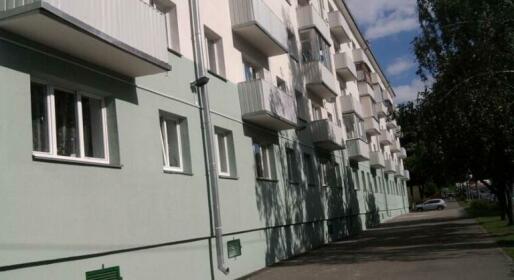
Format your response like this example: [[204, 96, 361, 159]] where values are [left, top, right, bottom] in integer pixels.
[[346, 0, 419, 39], [386, 57, 416, 76], [393, 78, 433, 104]]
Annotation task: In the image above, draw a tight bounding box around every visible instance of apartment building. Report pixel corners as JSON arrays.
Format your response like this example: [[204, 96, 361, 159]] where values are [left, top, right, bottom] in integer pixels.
[[0, 0, 410, 279]]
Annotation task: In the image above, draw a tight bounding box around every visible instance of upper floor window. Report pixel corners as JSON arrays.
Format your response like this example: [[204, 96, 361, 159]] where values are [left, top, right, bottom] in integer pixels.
[[214, 127, 236, 177], [300, 29, 332, 70], [253, 142, 275, 180], [344, 114, 365, 141], [205, 27, 226, 77], [31, 82, 109, 164], [160, 112, 189, 172], [286, 148, 299, 183], [303, 153, 316, 186], [151, 0, 180, 52]]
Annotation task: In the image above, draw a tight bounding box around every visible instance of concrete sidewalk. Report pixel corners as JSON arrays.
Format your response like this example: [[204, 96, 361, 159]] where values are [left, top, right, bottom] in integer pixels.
[[243, 202, 514, 280]]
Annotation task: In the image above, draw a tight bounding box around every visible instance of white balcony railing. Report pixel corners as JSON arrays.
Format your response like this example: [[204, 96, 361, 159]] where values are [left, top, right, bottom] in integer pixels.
[[0, 0, 170, 76], [328, 10, 351, 43], [334, 52, 357, 81], [379, 129, 394, 145], [341, 95, 363, 118], [309, 119, 345, 151], [303, 61, 339, 100], [297, 4, 331, 43], [370, 151, 385, 169], [385, 159, 396, 174], [347, 138, 370, 162], [229, 0, 288, 56], [358, 81, 376, 101], [238, 79, 297, 130], [364, 117, 380, 136]]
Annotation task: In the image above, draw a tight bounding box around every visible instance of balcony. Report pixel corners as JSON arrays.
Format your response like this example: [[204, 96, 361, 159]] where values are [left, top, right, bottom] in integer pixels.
[[371, 73, 381, 85], [238, 79, 297, 130], [387, 120, 398, 129], [374, 102, 388, 118], [303, 61, 339, 100], [334, 52, 357, 81], [399, 147, 407, 159], [229, 0, 288, 56], [353, 48, 371, 68], [347, 138, 370, 162], [0, 0, 170, 77], [384, 159, 396, 174], [358, 81, 376, 101], [297, 5, 331, 43], [390, 140, 401, 153], [341, 95, 363, 118], [379, 129, 394, 145], [396, 164, 404, 178], [364, 117, 380, 136], [296, 95, 310, 121], [370, 151, 385, 169], [328, 11, 351, 43], [404, 170, 411, 181], [309, 119, 344, 151]]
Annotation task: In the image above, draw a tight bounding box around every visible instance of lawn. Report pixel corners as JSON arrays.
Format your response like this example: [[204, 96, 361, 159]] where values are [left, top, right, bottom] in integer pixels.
[[463, 200, 514, 260]]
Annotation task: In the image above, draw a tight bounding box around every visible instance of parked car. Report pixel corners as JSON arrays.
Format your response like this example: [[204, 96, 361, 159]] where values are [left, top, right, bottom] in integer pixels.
[[415, 199, 447, 211]]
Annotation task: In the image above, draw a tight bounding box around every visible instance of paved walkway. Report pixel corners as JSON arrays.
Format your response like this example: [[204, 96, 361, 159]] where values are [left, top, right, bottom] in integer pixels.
[[244, 202, 514, 280]]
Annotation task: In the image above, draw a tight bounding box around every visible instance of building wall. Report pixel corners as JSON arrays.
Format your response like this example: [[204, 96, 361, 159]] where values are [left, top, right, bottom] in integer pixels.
[[0, 0, 410, 279]]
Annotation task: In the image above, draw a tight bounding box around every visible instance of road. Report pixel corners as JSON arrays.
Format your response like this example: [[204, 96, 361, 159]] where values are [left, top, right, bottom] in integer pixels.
[[243, 202, 514, 280]]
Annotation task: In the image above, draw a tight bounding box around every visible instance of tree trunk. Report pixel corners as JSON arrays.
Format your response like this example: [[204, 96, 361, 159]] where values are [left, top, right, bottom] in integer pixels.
[[506, 184, 514, 225], [498, 184, 507, 221]]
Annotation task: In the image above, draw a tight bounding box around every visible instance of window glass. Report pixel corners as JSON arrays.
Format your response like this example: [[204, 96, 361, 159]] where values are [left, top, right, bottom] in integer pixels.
[[31, 83, 49, 152], [82, 96, 105, 158], [216, 133, 229, 175], [161, 118, 183, 170], [254, 143, 264, 178], [54, 90, 79, 157], [286, 148, 297, 182]]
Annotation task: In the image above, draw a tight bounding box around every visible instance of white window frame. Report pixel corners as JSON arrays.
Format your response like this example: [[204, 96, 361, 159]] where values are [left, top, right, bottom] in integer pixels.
[[31, 82, 109, 165], [160, 117, 184, 172], [214, 131, 231, 177], [254, 144, 274, 180], [320, 161, 328, 187]]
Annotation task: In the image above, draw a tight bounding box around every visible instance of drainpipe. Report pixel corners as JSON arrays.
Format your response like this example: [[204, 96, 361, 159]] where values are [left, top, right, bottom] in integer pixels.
[[188, 0, 230, 275]]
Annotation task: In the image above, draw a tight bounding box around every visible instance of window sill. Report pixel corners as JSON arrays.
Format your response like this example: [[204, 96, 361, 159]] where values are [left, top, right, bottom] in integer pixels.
[[219, 175, 239, 180], [256, 177, 279, 183], [163, 168, 193, 176], [288, 180, 300, 185], [208, 70, 228, 82], [32, 154, 122, 169]]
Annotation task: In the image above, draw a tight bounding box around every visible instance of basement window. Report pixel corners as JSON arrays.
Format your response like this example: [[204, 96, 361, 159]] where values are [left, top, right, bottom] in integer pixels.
[[31, 82, 110, 164], [85, 266, 122, 280]]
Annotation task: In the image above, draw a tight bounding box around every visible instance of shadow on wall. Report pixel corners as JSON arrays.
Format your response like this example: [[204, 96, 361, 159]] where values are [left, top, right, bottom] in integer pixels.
[[345, 166, 363, 236], [365, 193, 380, 229]]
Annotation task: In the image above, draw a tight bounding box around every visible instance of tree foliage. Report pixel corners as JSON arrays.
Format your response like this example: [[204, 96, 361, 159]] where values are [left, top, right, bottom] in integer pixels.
[[407, 0, 514, 222]]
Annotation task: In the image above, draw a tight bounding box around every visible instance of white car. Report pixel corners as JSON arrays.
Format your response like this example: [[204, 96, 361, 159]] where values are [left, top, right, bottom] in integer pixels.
[[415, 199, 447, 211]]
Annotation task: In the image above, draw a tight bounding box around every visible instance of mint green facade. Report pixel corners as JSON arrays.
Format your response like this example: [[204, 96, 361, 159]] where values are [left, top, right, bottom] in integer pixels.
[[0, 30, 409, 280]]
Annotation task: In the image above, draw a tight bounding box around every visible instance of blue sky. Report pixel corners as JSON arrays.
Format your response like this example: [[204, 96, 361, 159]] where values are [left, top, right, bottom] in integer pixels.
[[346, 0, 428, 104]]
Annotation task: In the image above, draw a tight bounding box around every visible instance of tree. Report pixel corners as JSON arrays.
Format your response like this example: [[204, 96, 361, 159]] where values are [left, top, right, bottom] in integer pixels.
[[412, 0, 514, 223]]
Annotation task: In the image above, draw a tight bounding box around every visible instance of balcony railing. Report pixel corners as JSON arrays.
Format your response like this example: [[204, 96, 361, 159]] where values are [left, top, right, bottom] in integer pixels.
[[229, 0, 288, 56], [358, 81, 376, 101], [379, 129, 394, 145], [303, 61, 339, 100], [238, 79, 297, 130], [297, 5, 331, 43], [370, 151, 386, 169], [309, 119, 344, 151], [328, 11, 351, 43], [390, 140, 401, 153], [399, 148, 407, 159], [364, 117, 380, 136], [0, 0, 170, 77], [387, 120, 398, 129], [347, 138, 370, 162], [384, 159, 396, 174], [334, 52, 357, 81], [396, 164, 405, 178], [341, 95, 363, 118], [404, 170, 411, 181], [374, 102, 388, 118]]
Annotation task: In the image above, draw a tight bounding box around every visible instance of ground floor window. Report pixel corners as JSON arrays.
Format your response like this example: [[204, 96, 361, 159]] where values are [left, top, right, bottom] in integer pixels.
[[160, 116, 184, 172], [31, 82, 109, 163]]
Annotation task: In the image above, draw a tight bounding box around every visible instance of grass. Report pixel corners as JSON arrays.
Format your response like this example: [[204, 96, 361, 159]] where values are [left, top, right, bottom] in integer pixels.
[[463, 200, 514, 260]]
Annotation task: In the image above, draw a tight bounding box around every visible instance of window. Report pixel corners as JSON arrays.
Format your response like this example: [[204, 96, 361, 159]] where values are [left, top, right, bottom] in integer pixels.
[[300, 29, 332, 70], [303, 153, 316, 186], [320, 161, 328, 187], [361, 171, 366, 191], [86, 266, 122, 280], [312, 104, 322, 120], [30, 82, 109, 164], [286, 148, 298, 183], [214, 128, 235, 177], [205, 27, 226, 77], [253, 142, 275, 180], [353, 169, 360, 190], [151, 0, 180, 52], [243, 60, 264, 81], [334, 163, 342, 188], [160, 114, 187, 172], [276, 77, 287, 93]]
